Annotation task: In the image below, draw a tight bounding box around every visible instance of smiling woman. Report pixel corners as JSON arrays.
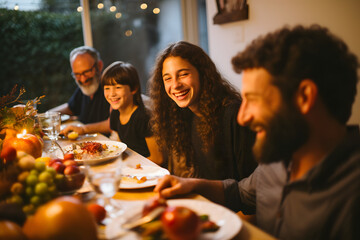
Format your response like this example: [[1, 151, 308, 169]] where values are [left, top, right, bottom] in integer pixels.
[[149, 41, 257, 180]]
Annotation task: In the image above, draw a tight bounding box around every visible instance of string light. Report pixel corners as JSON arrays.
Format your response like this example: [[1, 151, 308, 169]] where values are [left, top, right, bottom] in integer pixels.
[[97, 3, 104, 9], [77, 6, 83, 12], [125, 30, 133, 37], [14, 4, 19, 11], [140, 3, 147, 10], [153, 8, 160, 14], [115, 12, 122, 18], [110, 6, 116, 12]]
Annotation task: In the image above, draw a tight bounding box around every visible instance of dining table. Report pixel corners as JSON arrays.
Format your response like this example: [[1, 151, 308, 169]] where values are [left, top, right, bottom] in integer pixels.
[[53, 120, 277, 240]]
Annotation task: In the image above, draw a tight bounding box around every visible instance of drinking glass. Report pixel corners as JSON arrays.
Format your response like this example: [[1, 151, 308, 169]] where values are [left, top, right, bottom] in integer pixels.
[[85, 165, 123, 220], [37, 111, 62, 155]]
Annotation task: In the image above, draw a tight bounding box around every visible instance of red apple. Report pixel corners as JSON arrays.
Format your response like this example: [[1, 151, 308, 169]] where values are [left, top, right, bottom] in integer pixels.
[[48, 158, 63, 167], [64, 165, 80, 175], [51, 162, 65, 174], [64, 153, 74, 160], [0, 146, 17, 162], [161, 206, 201, 240], [63, 160, 77, 167]]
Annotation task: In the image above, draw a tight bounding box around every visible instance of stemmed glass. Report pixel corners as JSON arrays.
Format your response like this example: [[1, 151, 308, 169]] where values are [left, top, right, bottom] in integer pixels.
[[37, 111, 63, 157], [84, 164, 123, 221]]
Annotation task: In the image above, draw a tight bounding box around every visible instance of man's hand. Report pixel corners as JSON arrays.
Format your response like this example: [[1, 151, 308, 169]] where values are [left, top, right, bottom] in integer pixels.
[[60, 125, 85, 136], [154, 175, 196, 199]]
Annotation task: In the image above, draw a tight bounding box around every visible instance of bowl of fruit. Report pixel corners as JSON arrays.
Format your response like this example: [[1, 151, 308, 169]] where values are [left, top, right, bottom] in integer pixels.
[[48, 153, 86, 195]]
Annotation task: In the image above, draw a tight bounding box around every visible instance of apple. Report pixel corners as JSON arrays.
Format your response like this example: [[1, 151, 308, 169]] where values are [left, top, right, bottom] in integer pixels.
[[51, 162, 65, 174], [64, 165, 80, 175], [64, 153, 74, 160], [161, 206, 202, 240], [142, 197, 168, 217], [0, 146, 17, 162], [3, 133, 43, 158], [48, 158, 63, 167], [63, 160, 77, 167], [87, 203, 106, 224]]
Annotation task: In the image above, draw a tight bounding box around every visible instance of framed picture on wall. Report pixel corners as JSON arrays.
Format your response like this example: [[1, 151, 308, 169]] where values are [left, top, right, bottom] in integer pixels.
[[213, 0, 249, 25]]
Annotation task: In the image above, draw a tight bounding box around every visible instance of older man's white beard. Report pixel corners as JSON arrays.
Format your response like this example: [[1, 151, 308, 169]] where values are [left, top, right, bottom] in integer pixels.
[[76, 77, 100, 97]]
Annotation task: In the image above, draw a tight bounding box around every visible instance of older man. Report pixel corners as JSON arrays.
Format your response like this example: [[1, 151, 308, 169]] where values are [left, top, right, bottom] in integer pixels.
[[50, 46, 110, 125], [154, 25, 360, 239]]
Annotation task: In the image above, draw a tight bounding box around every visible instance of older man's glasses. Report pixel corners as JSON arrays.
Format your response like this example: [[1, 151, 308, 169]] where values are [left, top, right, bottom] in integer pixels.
[[71, 63, 96, 80]]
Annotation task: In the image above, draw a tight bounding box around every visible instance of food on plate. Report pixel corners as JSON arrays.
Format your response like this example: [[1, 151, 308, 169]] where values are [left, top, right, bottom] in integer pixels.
[[134, 198, 219, 239], [67, 131, 79, 140], [67, 141, 117, 160], [87, 203, 106, 224], [135, 163, 142, 169], [23, 196, 98, 240], [122, 176, 147, 184]]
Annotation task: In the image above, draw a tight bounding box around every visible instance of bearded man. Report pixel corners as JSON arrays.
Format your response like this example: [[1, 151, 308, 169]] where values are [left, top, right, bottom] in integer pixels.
[[50, 46, 110, 124], [154, 25, 360, 240]]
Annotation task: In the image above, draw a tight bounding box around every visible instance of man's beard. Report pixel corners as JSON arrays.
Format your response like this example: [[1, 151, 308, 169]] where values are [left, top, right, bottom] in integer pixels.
[[76, 72, 100, 97], [252, 103, 309, 164]]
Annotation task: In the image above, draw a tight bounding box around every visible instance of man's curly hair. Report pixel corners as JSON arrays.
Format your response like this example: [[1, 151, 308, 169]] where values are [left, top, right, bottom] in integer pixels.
[[148, 41, 241, 166]]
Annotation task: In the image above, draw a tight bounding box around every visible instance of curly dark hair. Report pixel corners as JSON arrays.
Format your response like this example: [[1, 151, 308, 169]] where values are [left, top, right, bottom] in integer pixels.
[[232, 24, 359, 124], [148, 41, 241, 165], [101, 61, 145, 109]]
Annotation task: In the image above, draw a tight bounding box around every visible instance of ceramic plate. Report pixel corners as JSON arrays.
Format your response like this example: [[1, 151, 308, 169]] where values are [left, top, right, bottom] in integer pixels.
[[120, 165, 170, 189], [60, 140, 127, 165], [106, 199, 242, 240]]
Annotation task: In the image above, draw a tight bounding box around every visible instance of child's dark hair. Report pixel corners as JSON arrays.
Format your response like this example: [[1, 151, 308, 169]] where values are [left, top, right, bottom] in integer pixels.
[[101, 61, 145, 109]]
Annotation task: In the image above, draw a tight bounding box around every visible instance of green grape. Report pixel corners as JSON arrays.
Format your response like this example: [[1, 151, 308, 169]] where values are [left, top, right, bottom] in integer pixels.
[[48, 184, 58, 196], [9, 195, 23, 205], [35, 161, 46, 172], [46, 167, 57, 177], [35, 182, 48, 195], [10, 182, 24, 195], [23, 204, 36, 215], [26, 174, 38, 186], [25, 186, 34, 196], [30, 169, 39, 176], [30, 195, 42, 206], [38, 171, 53, 185], [17, 171, 30, 183]]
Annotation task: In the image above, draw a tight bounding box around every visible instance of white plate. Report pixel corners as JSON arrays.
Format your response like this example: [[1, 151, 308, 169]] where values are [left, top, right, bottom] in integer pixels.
[[60, 140, 127, 165], [120, 165, 170, 189], [106, 199, 242, 240]]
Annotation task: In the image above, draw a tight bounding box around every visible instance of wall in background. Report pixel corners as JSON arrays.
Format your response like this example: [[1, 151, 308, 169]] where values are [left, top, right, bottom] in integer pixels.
[[205, 0, 360, 124]]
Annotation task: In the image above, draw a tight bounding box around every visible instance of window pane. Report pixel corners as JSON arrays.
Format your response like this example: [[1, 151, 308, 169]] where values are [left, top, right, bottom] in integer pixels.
[[90, 0, 183, 94]]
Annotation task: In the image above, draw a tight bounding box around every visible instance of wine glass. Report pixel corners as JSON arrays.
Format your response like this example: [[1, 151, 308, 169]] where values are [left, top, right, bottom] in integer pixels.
[[37, 111, 63, 157], [85, 165, 123, 221]]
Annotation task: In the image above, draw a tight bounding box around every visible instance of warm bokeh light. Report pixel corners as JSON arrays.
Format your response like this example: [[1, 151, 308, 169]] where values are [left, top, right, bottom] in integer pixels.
[[153, 8, 160, 14], [14, 4, 19, 11], [110, 6, 116, 12], [97, 3, 104, 9], [115, 12, 122, 19], [140, 3, 148, 10], [125, 30, 133, 37], [77, 6, 83, 12]]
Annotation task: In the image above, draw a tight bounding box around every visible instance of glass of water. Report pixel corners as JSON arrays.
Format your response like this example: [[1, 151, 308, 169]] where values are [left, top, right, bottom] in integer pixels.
[[85, 165, 123, 220], [37, 111, 62, 154]]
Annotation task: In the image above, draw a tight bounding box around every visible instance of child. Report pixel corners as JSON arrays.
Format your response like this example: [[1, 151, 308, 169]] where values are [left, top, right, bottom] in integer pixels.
[[102, 61, 162, 165]]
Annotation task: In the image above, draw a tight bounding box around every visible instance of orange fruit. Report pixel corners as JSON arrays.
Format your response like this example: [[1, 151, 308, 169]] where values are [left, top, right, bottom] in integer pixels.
[[87, 203, 106, 224]]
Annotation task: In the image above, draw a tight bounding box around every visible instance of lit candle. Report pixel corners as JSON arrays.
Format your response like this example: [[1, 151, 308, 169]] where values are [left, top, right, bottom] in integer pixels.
[[17, 129, 27, 138]]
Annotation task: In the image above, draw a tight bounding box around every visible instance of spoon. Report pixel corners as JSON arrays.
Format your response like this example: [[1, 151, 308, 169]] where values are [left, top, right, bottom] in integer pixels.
[[121, 206, 165, 230]]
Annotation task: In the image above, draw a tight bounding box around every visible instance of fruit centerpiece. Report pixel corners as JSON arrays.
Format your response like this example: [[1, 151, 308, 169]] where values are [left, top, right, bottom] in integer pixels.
[[0, 86, 84, 216]]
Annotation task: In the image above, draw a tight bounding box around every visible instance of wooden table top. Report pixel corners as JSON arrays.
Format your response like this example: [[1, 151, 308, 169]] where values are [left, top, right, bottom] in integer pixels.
[[55, 122, 276, 240]]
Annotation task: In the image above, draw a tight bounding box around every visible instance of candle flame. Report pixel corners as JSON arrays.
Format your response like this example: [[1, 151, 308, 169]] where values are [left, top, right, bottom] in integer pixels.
[[17, 129, 27, 138]]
